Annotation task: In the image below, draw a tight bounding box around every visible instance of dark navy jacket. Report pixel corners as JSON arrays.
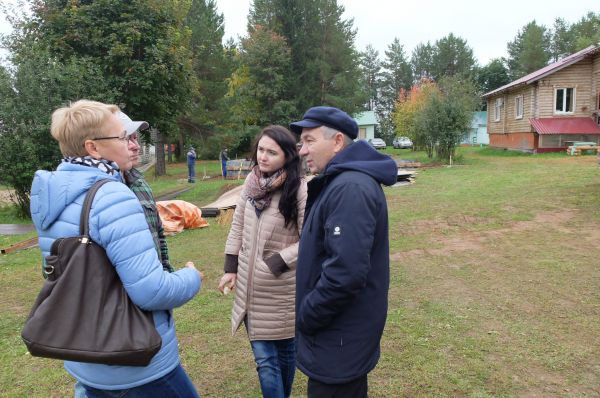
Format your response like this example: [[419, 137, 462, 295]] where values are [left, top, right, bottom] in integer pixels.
[[295, 140, 397, 384]]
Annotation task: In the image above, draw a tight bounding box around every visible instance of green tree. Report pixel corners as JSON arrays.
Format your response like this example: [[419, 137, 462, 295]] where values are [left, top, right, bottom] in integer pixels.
[[181, 0, 233, 155], [431, 33, 476, 80], [359, 44, 381, 111], [233, 25, 296, 127], [434, 76, 478, 161], [476, 58, 510, 100], [0, 46, 116, 215], [393, 76, 476, 162], [25, 0, 196, 166], [378, 38, 412, 142], [550, 17, 575, 61], [392, 78, 439, 156], [411, 42, 435, 80], [571, 12, 600, 50], [248, 0, 364, 117], [507, 21, 551, 79]]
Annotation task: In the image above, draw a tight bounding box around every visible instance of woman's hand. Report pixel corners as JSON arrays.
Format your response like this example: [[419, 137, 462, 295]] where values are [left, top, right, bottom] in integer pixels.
[[185, 261, 204, 280], [218, 273, 237, 295]]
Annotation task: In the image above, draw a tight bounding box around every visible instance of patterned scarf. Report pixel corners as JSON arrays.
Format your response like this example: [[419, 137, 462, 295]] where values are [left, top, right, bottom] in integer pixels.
[[244, 165, 287, 214], [62, 156, 121, 176]]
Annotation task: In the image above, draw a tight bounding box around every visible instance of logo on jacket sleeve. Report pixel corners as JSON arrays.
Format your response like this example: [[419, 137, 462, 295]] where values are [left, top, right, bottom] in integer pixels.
[[333, 226, 341, 236]]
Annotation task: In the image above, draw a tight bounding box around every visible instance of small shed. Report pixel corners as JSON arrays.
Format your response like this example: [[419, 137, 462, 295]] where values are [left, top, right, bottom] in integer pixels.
[[354, 111, 378, 141], [461, 111, 489, 145]]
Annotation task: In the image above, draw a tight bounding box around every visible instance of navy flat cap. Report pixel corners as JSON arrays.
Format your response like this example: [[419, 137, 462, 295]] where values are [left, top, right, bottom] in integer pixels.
[[290, 106, 358, 139]]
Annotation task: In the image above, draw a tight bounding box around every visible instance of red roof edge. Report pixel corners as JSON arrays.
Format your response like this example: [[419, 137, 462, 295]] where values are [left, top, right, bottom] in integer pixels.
[[483, 45, 600, 98], [530, 117, 600, 135]]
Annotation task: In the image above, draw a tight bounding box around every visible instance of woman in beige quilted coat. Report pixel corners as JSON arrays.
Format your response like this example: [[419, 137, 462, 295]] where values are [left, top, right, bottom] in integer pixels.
[[218, 125, 307, 398]]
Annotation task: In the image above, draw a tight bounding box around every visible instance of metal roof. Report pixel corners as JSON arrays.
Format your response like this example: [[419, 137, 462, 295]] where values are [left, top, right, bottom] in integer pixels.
[[354, 111, 378, 126], [483, 45, 600, 98], [530, 117, 600, 135]]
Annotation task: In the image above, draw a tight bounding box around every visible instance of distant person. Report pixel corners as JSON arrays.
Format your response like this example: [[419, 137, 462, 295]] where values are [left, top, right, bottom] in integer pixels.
[[187, 146, 197, 183], [290, 106, 397, 398], [118, 112, 174, 273], [218, 125, 307, 398], [30, 99, 202, 397], [220, 148, 229, 178]]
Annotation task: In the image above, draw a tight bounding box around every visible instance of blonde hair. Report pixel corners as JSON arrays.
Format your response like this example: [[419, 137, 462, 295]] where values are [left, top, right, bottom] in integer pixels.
[[51, 100, 119, 156]]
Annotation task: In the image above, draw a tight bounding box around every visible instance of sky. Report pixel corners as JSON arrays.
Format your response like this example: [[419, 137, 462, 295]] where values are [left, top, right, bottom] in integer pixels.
[[1, 0, 598, 65], [212, 0, 599, 64]]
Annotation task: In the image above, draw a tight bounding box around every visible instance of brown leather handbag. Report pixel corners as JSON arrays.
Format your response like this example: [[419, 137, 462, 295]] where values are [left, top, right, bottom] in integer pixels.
[[22, 179, 162, 366]]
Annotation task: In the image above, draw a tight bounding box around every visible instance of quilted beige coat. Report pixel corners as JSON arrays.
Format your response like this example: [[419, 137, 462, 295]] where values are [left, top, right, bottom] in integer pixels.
[[224, 176, 307, 340]]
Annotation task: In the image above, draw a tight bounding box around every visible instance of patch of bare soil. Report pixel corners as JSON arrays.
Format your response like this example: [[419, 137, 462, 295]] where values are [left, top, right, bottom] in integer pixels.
[[390, 208, 600, 396], [0, 190, 14, 205], [392, 210, 580, 260]]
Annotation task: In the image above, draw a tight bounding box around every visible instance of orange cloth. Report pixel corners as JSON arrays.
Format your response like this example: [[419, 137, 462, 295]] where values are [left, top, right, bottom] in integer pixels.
[[156, 200, 209, 235]]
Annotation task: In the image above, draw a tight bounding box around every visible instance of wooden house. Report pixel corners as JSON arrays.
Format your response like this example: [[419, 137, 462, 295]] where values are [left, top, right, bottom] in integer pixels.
[[482, 45, 600, 152]]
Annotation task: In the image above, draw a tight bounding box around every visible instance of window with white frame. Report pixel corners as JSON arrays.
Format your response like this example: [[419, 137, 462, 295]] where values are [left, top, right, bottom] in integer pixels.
[[555, 87, 574, 113], [515, 95, 523, 119], [494, 98, 503, 121]]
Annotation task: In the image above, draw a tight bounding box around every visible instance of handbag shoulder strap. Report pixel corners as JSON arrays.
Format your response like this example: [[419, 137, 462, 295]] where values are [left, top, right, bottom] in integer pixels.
[[79, 179, 113, 236]]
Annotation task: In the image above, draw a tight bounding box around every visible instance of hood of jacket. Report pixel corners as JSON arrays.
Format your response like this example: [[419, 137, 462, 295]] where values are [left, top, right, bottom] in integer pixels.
[[30, 163, 122, 231], [322, 140, 397, 186]]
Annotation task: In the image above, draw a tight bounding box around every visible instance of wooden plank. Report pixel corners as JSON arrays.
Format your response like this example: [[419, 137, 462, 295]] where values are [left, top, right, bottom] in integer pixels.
[[1, 236, 38, 254]]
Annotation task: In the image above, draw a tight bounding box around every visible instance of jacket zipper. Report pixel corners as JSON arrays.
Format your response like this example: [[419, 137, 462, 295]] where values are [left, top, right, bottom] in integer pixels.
[[245, 211, 263, 338]]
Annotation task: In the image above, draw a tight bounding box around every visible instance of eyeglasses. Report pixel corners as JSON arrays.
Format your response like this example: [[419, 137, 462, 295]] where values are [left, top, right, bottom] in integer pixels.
[[92, 135, 129, 143], [92, 131, 138, 143]]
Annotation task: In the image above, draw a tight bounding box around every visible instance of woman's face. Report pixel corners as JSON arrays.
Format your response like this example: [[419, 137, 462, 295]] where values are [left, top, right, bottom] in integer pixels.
[[256, 135, 286, 176], [89, 113, 132, 171]]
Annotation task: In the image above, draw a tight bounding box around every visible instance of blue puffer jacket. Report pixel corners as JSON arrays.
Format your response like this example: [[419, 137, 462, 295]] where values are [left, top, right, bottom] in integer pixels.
[[295, 140, 397, 384], [30, 163, 202, 390]]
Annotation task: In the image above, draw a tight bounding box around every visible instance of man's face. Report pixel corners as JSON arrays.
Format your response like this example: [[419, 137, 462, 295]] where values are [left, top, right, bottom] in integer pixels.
[[127, 132, 141, 169], [299, 127, 339, 174]]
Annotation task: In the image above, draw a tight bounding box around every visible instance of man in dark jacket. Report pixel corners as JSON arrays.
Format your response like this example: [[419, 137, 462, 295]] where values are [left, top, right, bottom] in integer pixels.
[[290, 106, 397, 397]]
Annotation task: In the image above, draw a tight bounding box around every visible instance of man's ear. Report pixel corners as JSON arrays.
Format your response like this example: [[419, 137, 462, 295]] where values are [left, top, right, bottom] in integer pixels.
[[84, 140, 101, 159], [333, 132, 346, 153]]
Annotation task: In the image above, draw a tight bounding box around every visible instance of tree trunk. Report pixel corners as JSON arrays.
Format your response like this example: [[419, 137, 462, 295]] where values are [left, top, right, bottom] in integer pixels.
[[177, 131, 184, 162], [154, 129, 166, 177]]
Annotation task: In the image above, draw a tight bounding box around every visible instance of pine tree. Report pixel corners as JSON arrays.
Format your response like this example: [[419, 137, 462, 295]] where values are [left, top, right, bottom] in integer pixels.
[[183, 0, 232, 144], [570, 12, 600, 50], [247, 0, 364, 118], [359, 45, 382, 111], [431, 33, 476, 80], [411, 42, 435, 80], [378, 38, 412, 141], [551, 18, 575, 61], [507, 21, 551, 79]]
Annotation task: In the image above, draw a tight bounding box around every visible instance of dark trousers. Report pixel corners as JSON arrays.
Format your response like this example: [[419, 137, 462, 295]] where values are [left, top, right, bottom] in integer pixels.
[[307, 374, 368, 398]]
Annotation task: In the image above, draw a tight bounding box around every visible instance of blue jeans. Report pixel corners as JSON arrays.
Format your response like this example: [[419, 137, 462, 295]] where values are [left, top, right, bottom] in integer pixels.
[[222, 161, 227, 177], [188, 163, 195, 182], [77, 364, 200, 398], [250, 338, 296, 398]]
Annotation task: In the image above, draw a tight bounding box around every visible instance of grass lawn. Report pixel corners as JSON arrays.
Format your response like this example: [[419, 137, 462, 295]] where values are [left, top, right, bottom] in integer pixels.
[[1, 149, 599, 397]]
